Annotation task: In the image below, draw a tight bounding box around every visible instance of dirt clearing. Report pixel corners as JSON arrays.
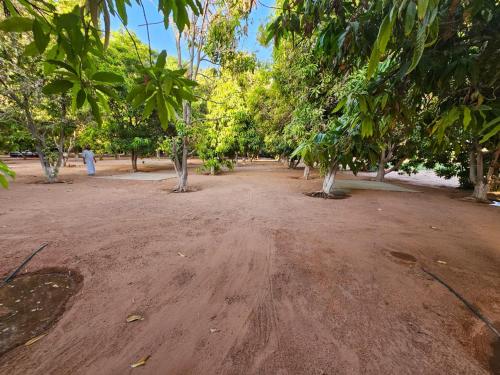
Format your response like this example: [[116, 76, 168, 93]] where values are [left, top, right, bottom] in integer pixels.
[[0, 159, 499, 374]]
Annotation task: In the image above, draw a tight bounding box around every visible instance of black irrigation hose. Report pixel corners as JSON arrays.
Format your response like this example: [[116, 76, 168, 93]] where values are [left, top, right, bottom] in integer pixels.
[[422, 267, 500, 338], [1, 243, 49, 286]]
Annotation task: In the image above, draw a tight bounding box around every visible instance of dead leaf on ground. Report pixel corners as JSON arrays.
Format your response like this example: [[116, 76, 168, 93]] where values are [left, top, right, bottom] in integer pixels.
[[25, 334, 46, 346], [430, 226, 438, 230], [437, 260, 447, 264], [177, 252, 187, 258], [126, 314, 144, 323], [131, 355, 150, 368], [210, 328, 219, 333]]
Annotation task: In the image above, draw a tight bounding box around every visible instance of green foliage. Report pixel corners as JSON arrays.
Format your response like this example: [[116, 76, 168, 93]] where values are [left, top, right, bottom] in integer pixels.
[[0, 160, 15, 188], [1, 0, 199, 126], [127, 52, 196, 128]]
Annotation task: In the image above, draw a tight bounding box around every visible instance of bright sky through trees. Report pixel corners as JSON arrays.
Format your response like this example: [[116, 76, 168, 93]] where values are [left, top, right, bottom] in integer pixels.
[[109, 0, 274, 66]]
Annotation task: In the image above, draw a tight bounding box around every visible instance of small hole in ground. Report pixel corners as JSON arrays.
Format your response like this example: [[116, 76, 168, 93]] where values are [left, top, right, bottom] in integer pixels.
[[304, 191, 351, 199], [389, 251, 417, 263], [0, 268, 83, 356]]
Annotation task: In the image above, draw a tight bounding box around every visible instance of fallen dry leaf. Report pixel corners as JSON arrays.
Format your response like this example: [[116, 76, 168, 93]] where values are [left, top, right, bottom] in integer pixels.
[[437, 260, 447, 264], [430, 226, 438, 230], [126, 314, 144, 323], [210, 328, 219, 333], [25, 334, 46, 346], [131, 355, 150, 368], [177, 252, 187, 257]]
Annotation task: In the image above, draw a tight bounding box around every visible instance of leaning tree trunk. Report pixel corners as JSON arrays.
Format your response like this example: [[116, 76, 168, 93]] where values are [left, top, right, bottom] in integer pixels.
[[303, 165, 311, 180], [23, 95, 63, 183], [322, 161, 338, 194]]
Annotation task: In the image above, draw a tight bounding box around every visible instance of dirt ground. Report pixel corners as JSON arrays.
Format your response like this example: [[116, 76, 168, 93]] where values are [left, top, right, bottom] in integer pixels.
[[0, 157, 499, 374]]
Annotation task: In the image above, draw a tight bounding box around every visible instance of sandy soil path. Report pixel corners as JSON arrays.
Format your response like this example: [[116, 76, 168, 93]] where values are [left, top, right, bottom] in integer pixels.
[[0, 159, 499, 374]]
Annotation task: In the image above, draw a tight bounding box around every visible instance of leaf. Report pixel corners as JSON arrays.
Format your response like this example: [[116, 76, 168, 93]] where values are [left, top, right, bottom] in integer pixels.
[[377, 15, 392, 54], [143, 94, 157, 118], [32, 19, 50, 53], [126, 314, 144, 323], [116, 0, 128, 24], [480, 119, 500, 143], [417, 0, 428, 20], [177, 252, 187, 257], [87, 96, 102, 124], [463, 106, 471, 128], [366, 45, 380, 80], [24, 334, 46, 346], [46, 59, 78, 76], [332, 97, 347, 113], [156, 50, 167, 70], [23, 41, 39, 57], [0, 174, 8, 189], [76, 89, 86, 108], [358, 96, 368, 113], [95, 85, 119, 100], [42, 79, 73, 95], [91, 71, 124, 83], [130, 355, 150, 368], [361, 117, 374, 137], [0, 16, 33, 32], [406, 24, 426, 75], [156, 92, 170, 128], [404, 1, 417, 36]]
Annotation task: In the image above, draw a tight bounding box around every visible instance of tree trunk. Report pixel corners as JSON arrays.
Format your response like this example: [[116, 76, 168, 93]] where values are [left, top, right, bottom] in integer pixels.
[[472, 181, 489, 201], [156, 150, 161, 159], [36, 146, 62, 183], [131, 151, 138, 172], [376, 152, 385, 182], [175, 136, 189, 192], [322, 161, 338, 194], [471, 145, 488, 201], [303, 165, 311, 180], [210, 165, 215, 175]]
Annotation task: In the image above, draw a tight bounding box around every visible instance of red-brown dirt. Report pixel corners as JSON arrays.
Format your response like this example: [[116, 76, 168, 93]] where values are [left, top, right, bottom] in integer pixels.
[[0, 158, 499, 374]]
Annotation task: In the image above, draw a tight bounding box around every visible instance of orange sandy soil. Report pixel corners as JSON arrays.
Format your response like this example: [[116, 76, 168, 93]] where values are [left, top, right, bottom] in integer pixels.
[[0, 157, 499, 374]]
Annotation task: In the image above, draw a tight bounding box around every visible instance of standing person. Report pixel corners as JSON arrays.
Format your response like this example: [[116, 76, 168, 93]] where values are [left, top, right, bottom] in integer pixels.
[[82, 145, 96, 176]]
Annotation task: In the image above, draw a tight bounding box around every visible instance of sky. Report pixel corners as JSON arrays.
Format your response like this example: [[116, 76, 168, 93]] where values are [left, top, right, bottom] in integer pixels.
[[109, 1, 275, 66]]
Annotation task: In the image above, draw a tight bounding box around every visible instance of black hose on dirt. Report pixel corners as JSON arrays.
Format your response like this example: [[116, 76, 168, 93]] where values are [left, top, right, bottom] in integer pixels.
[[422, 267, 500, 338], [1, 243, 49, 287]]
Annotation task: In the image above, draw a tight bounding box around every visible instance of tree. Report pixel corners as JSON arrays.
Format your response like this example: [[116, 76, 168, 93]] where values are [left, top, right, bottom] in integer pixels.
[[1, 0, 201, 182], [167, 0, 254, 189], [266, 0, 500, 200], [196, 66, 262, 174], [0, 31, 74, 182]]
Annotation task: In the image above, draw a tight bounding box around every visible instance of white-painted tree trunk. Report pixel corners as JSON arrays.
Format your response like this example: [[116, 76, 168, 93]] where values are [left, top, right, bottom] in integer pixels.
[[303, 165, 310, 180], [470, 146, 499, 201], [322, 162, 338, 194], [472, 181, 489, 201]]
